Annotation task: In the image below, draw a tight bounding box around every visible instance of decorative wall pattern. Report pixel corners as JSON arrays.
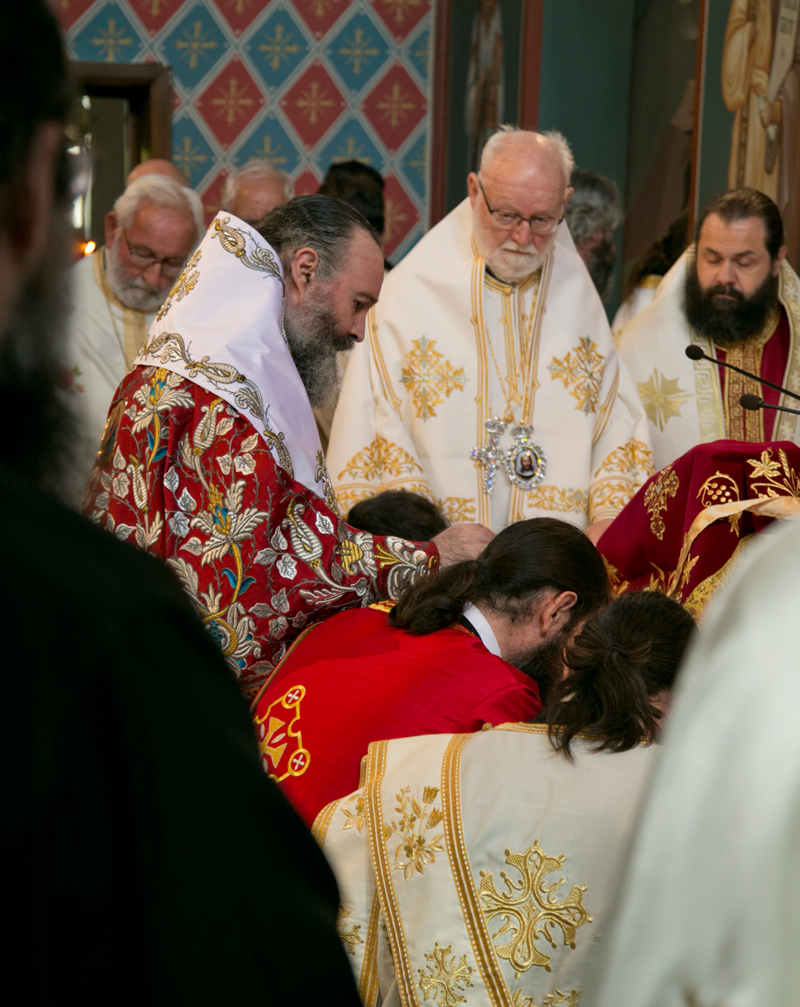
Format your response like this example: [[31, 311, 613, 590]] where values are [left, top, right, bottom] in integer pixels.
[[56, 0, 434, 259]]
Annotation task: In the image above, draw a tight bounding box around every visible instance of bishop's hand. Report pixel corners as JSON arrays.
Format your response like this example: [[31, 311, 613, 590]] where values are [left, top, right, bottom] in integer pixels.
[[432, 523, 495, 568]]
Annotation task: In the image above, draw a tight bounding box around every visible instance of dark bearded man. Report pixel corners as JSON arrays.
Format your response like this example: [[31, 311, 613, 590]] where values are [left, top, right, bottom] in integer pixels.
[[617, 188, 800, 470]]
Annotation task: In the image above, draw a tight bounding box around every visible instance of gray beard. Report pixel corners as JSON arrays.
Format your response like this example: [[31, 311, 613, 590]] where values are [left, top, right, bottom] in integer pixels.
[[104, 239, 167, 312], [283, 302, 352, 408]]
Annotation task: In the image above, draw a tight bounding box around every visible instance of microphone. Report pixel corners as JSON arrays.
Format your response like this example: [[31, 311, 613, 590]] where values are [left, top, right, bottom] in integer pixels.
[[740, 393, 800, 416], [684, 344, 800, 403]]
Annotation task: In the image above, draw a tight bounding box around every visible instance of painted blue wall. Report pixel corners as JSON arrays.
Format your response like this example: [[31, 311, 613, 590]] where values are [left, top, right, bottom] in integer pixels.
[[538, 0, 638, 312]]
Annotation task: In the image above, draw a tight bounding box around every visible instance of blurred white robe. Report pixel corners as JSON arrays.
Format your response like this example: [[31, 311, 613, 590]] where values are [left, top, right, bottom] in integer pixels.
[[596, 517, 800, 1007]]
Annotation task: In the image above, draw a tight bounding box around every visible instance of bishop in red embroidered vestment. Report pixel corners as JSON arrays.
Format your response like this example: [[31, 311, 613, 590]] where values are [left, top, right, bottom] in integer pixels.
[[250, 603, 542, 827], [82, 213, 438, 699]]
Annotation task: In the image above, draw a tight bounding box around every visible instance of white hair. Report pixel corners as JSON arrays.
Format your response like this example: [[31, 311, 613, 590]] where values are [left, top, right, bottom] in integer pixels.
[[221, 161, 293, 210], [113, 174, 204, 246], [480, 125, 575, 187]]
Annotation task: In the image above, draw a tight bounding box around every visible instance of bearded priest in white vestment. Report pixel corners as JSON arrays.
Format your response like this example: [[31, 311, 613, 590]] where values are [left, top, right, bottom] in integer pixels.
[[617, 188, 800, 471], [326, 128, 652, 537]]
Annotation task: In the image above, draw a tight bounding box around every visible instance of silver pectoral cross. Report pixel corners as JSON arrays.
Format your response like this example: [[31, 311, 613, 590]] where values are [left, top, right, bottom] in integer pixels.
[[472, 420, 547, 495], [471, 417, 507, 495]]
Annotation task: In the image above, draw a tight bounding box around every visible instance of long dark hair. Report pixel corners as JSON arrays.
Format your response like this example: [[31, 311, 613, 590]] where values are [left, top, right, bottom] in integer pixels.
[[390, 518, 610, 634], [546, 591, 695, 758]]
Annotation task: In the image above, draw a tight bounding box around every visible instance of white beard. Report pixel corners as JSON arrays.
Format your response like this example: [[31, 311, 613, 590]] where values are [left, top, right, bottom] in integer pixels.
[[472, 206, 556, 284], [105, 238, 167, 312]]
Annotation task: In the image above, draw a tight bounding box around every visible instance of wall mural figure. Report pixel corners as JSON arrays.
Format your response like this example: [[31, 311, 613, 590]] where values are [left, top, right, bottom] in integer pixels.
[[723, 0, 800, 259], [466, 0, 505, 172]]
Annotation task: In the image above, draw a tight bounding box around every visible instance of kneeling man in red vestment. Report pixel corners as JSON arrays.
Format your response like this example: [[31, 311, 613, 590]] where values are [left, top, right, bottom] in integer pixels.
[[251, 517, 609, 827]]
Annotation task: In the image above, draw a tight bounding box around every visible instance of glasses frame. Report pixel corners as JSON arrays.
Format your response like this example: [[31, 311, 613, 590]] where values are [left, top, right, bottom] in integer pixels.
[[477, 177, 564, 235], [121, 230, 187, 277]]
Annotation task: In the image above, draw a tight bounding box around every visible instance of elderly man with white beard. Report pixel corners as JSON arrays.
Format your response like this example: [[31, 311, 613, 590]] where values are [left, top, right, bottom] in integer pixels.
[[327, 127, 651, 538], [64, 174, 203, 501]]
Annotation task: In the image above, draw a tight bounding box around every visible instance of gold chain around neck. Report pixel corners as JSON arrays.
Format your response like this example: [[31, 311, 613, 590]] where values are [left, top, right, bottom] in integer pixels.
[[483, 272, 540, 424]]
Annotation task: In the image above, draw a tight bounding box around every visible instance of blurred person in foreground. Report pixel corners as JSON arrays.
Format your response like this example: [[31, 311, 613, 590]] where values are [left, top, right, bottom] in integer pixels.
[[1, 3, 364, 1003], [220, 160, 292, 225], [564, 168, 622, 302], [328, 127, 651, 541], [84, 197, 492, 700], [250, 518, 609, 827], [596, 520, 800, 1007], [318, 591, 694, 1006], [64, 173, 204, 499]]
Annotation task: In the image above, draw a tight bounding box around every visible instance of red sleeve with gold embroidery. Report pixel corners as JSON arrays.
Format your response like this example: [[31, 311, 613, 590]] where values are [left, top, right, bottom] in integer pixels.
[[83, 365, 439, 697]]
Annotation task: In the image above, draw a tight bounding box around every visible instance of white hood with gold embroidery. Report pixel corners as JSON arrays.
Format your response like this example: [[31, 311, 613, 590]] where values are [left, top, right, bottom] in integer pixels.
[[136, 212, 333, 506]]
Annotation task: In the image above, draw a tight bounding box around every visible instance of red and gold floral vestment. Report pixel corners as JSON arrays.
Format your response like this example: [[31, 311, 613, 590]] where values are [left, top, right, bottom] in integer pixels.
[[83, 365, 439, 698]]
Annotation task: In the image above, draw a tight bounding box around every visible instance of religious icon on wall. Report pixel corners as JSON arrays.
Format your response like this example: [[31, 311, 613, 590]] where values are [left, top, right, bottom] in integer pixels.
[[466, 0, 505, 171], [721, 0, 800, 259]]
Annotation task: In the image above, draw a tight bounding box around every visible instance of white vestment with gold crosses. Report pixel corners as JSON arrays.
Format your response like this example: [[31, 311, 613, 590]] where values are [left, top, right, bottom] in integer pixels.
[[65, 250, 157, 501], [315, 724, 657, 1007], [326, 199, 653, 532], [617, 247, 800, 472]]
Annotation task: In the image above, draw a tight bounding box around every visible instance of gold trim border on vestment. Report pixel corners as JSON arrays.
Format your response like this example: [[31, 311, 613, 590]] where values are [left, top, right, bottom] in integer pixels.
[[368, 307, 403, 417], [591, 365, 619, 449], [359, 894, 382, 1007], [442, 733, 511, 1007], [512, 253, 551, 522], [776, 259, 800, 442], [471, 257, 491, 527], [364, 740, 418, 1007]]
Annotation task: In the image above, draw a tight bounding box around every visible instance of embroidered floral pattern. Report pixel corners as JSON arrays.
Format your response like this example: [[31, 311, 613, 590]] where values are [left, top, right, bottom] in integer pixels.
[[336, 905, 362, 956], [643, 465, 680, 541], [156, 248, 201, 321], [522, 486, 589, 516], [594, 439, 654, 483], [436, 496, 477, 524], [341, 791, 366, 833], [479, 841, 592, 977], [548, 337, 604, 414], [637, 370, 691, 430], [400, 336, 467, 421], [417, 943, 474, 1006], [83, 367, 435, 697], [338, 435, 424, 482], [382, 784, 444, 881], [747, 448, 800, 497]]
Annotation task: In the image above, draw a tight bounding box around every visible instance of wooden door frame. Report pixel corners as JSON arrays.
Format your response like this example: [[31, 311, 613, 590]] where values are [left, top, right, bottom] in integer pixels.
[[429, 0, 543, 226], [70, 61, 172, 164]]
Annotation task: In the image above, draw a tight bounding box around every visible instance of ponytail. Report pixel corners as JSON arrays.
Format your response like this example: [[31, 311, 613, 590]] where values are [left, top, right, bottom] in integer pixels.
[[390, 560, 483, 634], [545, 591, 695, 759], [390, 517, 609, 636]]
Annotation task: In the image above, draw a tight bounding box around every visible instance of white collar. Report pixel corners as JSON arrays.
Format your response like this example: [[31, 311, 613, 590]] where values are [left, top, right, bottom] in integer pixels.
[[462, 603, 502, 658]]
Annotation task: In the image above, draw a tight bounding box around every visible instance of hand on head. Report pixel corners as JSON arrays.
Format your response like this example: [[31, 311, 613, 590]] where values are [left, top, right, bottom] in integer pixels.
[[432, 522, 495, 567]]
